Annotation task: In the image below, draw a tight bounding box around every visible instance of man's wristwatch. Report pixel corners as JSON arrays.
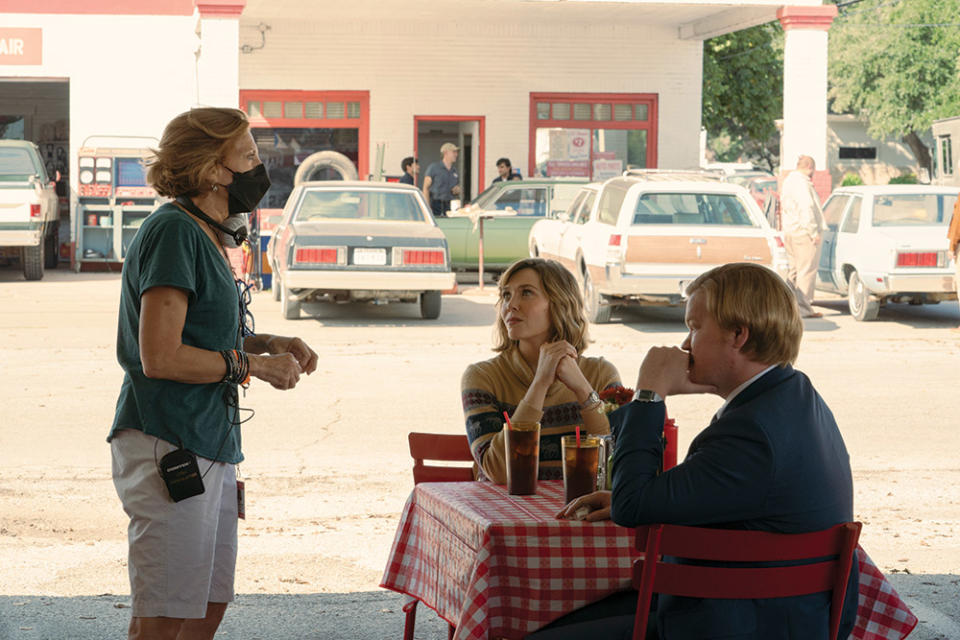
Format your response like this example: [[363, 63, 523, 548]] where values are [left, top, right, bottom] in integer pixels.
[[580, 390, 603, 413], [632, 389, 663, 403]]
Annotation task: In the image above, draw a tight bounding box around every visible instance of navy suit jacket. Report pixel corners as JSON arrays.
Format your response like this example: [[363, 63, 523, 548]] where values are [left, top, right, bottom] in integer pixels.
[[610, 365, 858, 640]]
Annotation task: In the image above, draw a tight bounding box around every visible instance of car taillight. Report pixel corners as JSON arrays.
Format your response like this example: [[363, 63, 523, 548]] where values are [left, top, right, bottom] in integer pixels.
[[30, 204, 41, 219], [896, 251, 940, 267], [295, 247, 340, 264], [608, 234, 621, 246], [400, 249, 445, 265], [774, 235, 785, 248]]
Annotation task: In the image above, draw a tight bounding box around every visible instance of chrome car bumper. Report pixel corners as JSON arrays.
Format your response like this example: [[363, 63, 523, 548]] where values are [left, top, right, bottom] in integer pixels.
[[283, 269, 456, 291], [0, 228, 41, 246], [864, 271, 958, 296]]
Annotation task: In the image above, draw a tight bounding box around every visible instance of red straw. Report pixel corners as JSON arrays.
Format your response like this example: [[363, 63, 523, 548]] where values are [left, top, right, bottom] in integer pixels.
[[576, 425, 581, 447], [503, 411, 513, 430]]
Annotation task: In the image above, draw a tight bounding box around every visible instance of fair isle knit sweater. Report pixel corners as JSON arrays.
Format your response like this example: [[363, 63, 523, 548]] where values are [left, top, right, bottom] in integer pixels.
[[462, 347, 621, 483]]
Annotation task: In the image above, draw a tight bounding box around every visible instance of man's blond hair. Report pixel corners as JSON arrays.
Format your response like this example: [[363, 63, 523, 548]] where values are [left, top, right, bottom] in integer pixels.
[[686, 263, 803, 365]]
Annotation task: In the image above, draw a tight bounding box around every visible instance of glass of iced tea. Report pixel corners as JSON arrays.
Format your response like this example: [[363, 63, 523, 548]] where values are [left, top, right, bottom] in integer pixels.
[[561, 434, 601, 504], [505, 421, 540, 496]]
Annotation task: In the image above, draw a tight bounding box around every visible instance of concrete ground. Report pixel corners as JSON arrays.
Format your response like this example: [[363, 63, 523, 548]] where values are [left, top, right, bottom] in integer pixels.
[[0, 268, 958, 639]]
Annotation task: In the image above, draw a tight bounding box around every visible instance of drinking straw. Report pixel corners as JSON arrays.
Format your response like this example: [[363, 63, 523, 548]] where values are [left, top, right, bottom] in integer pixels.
[[576, 425, 581, 447], [503, 411, 513, 430]]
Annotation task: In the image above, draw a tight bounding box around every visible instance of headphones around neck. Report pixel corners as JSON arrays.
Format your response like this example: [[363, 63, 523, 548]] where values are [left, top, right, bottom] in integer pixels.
[[175, 196, 248, 246]]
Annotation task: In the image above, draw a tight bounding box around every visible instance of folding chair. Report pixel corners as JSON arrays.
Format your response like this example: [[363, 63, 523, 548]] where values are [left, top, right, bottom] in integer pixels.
[[632, 521, 862, 640], [403, 432, 475, 640]]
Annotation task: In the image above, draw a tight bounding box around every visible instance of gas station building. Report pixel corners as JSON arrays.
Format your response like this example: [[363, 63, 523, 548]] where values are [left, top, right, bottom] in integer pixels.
[[0, 0, 837, 270]]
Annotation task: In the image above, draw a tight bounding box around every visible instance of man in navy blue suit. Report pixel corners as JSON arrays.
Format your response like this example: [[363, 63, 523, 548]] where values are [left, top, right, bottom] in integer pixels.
[[538, 262, 857, 640]]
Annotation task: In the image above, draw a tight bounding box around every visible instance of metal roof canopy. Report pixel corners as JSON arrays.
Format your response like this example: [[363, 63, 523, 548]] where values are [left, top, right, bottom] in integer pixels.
[[240, 0, 825, 41]]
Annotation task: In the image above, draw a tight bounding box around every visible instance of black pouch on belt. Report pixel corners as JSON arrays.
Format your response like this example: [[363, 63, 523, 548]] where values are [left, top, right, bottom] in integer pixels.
[[159, 448, 205, 502]]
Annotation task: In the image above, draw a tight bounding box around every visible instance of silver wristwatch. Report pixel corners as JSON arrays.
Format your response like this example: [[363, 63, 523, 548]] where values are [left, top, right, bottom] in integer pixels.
[[632, 389, 663, 403], [580, 390, 602, 412]]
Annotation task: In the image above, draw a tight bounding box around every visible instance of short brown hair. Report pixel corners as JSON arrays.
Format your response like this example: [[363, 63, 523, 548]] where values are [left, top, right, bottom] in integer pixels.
[[146, 107, 249, 198], [493, 258, 590, 354], [686, 263, 802, 365]]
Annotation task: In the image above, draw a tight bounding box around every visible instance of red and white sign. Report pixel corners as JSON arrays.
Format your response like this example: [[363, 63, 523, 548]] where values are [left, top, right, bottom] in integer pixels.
[[592, 158, 623, 181], [546, 160, 590, 178], [0, 28, 42, 65]]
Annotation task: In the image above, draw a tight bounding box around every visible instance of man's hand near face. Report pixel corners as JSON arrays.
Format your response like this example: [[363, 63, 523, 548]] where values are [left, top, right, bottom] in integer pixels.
[[635, 346, 717, 398]]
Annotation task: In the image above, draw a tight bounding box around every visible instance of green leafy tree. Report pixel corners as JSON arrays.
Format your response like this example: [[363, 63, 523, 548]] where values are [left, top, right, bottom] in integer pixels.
[[703, 23, 784, 171], [829, 0, 960, 176]]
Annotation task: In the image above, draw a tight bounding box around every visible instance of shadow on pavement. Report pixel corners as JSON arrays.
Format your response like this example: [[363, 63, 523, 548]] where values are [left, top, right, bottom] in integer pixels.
[[285, 292, 498, 328], [0, 591, 453, 640], [814, 299, 960, 329]]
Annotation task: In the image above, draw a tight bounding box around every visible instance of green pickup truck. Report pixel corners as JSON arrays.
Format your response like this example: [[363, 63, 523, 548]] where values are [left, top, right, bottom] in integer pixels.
[[435, 178, 588, 272]]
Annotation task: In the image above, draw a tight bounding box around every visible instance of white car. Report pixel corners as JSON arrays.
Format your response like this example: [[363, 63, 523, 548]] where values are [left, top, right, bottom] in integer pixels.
[[267, 181, 456, 320], [529, 175, 788, 322], [816, 185, 959, 321]]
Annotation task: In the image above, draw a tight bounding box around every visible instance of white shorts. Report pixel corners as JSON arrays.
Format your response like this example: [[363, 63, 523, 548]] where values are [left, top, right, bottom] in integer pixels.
[[111, 428, 238, 619]]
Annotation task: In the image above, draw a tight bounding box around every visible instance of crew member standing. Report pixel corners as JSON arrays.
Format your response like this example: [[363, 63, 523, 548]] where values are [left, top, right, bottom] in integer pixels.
[[423, 142, 460, 217], [780, 155, 827, 319]]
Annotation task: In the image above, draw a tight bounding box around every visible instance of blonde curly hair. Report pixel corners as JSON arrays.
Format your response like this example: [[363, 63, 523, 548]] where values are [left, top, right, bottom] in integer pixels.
[[146, 107, 249, 198]]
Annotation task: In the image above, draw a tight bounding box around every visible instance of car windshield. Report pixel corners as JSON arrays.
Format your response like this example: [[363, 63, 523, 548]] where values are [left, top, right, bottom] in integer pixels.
[[0, 147, 39, 182], [632, 192, 757, 226], [872, 194, 957, 226], [294, 189, 427, 223], [752, 179, 777, 192]]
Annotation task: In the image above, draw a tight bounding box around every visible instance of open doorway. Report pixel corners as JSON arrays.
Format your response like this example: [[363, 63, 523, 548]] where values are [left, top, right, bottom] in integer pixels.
[[0, 78, 70, 267], [414, 116, 485, 204]]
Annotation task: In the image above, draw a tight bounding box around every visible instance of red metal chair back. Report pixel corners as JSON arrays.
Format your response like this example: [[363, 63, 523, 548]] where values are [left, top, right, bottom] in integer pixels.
[[408, 432, 475, 485], [631, 521, 862, 640]]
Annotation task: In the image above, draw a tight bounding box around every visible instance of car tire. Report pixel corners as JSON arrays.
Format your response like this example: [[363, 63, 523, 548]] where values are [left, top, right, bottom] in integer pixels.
[[272, 276, 281, 302], [293, 150, 359, 185], [44, 226, 59, 270], [22, 243, 44, 281], [281, 286, 300, 320], [848, 270, 879, 321], [583, 269, 611, 324], [420, 290, 442, 320]]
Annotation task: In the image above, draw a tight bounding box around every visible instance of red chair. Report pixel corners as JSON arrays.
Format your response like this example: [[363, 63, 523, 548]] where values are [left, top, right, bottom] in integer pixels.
[[631, 521, 862, 640], [408, 432, 475, 485], [404, 433, 475, 640]]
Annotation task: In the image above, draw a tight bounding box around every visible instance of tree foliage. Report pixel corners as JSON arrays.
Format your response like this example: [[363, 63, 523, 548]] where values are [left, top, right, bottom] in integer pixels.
[[702, 23, 784, 171], [829, 0, 960, 172]]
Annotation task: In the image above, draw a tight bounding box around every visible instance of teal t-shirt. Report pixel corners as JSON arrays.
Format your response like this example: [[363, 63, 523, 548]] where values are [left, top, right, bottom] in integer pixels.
[[108, 202, 243, 463]]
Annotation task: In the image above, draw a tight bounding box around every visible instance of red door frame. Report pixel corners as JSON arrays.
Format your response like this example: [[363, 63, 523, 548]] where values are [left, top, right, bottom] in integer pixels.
[[528, 92, 658, 177], [413, 115, 486, 190], [239, 89, 370, 178]]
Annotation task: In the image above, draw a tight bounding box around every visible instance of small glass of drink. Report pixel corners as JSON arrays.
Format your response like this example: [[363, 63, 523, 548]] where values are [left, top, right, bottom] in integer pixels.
[[561, 434, 601, 504], [505, 421, 540, 496]]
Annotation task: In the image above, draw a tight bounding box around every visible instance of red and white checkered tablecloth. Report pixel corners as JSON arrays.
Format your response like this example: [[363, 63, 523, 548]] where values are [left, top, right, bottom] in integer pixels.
[[381, 480, 917, 640]]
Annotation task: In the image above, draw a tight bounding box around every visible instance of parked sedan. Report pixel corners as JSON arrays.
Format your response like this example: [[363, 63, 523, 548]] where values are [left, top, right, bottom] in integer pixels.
[[530, 176, 787, 322], [816, 185, 959, 321], [267, 182, 456, 319], [436, 178, 587, 272]]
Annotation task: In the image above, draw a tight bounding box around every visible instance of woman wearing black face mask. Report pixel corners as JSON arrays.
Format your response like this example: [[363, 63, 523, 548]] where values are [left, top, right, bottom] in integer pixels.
[[108, 107, 318, 640]]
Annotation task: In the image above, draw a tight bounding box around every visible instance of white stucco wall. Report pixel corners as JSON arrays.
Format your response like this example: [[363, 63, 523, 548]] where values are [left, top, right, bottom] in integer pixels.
[[0, 12, 199, 199], [238, 16, 703, 182]]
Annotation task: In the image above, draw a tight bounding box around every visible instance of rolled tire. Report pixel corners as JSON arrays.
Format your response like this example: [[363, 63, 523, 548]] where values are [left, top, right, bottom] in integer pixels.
[[22, 243, 44, 281], [294, 150, 359, 185], [281, 286, 300, 320], [583, 269, 611, 324], [420, 290, 442, 320], [848, 270, 879, 321], [44, 226, 59, 270]]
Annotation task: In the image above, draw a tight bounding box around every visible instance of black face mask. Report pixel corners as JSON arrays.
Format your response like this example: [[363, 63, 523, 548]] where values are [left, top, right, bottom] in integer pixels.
[[224, 163, 271, 215]]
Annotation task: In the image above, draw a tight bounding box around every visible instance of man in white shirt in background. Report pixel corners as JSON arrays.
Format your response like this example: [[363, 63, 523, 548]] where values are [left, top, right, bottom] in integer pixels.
[[780, 155, 827, 318]]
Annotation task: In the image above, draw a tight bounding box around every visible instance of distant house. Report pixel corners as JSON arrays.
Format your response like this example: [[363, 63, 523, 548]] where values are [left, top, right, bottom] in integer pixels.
[[778, 114, 928, 186], [932, 116, 960, 187]]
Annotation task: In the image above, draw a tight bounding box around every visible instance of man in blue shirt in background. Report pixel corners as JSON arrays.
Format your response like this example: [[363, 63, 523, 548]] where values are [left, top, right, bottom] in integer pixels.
[[423, 142, 460, 217], [399, 156, 418, 186]]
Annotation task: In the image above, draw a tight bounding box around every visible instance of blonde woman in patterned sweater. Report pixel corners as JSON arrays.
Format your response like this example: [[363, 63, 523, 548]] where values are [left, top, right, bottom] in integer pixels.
[[462, 258, 621, 483]]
